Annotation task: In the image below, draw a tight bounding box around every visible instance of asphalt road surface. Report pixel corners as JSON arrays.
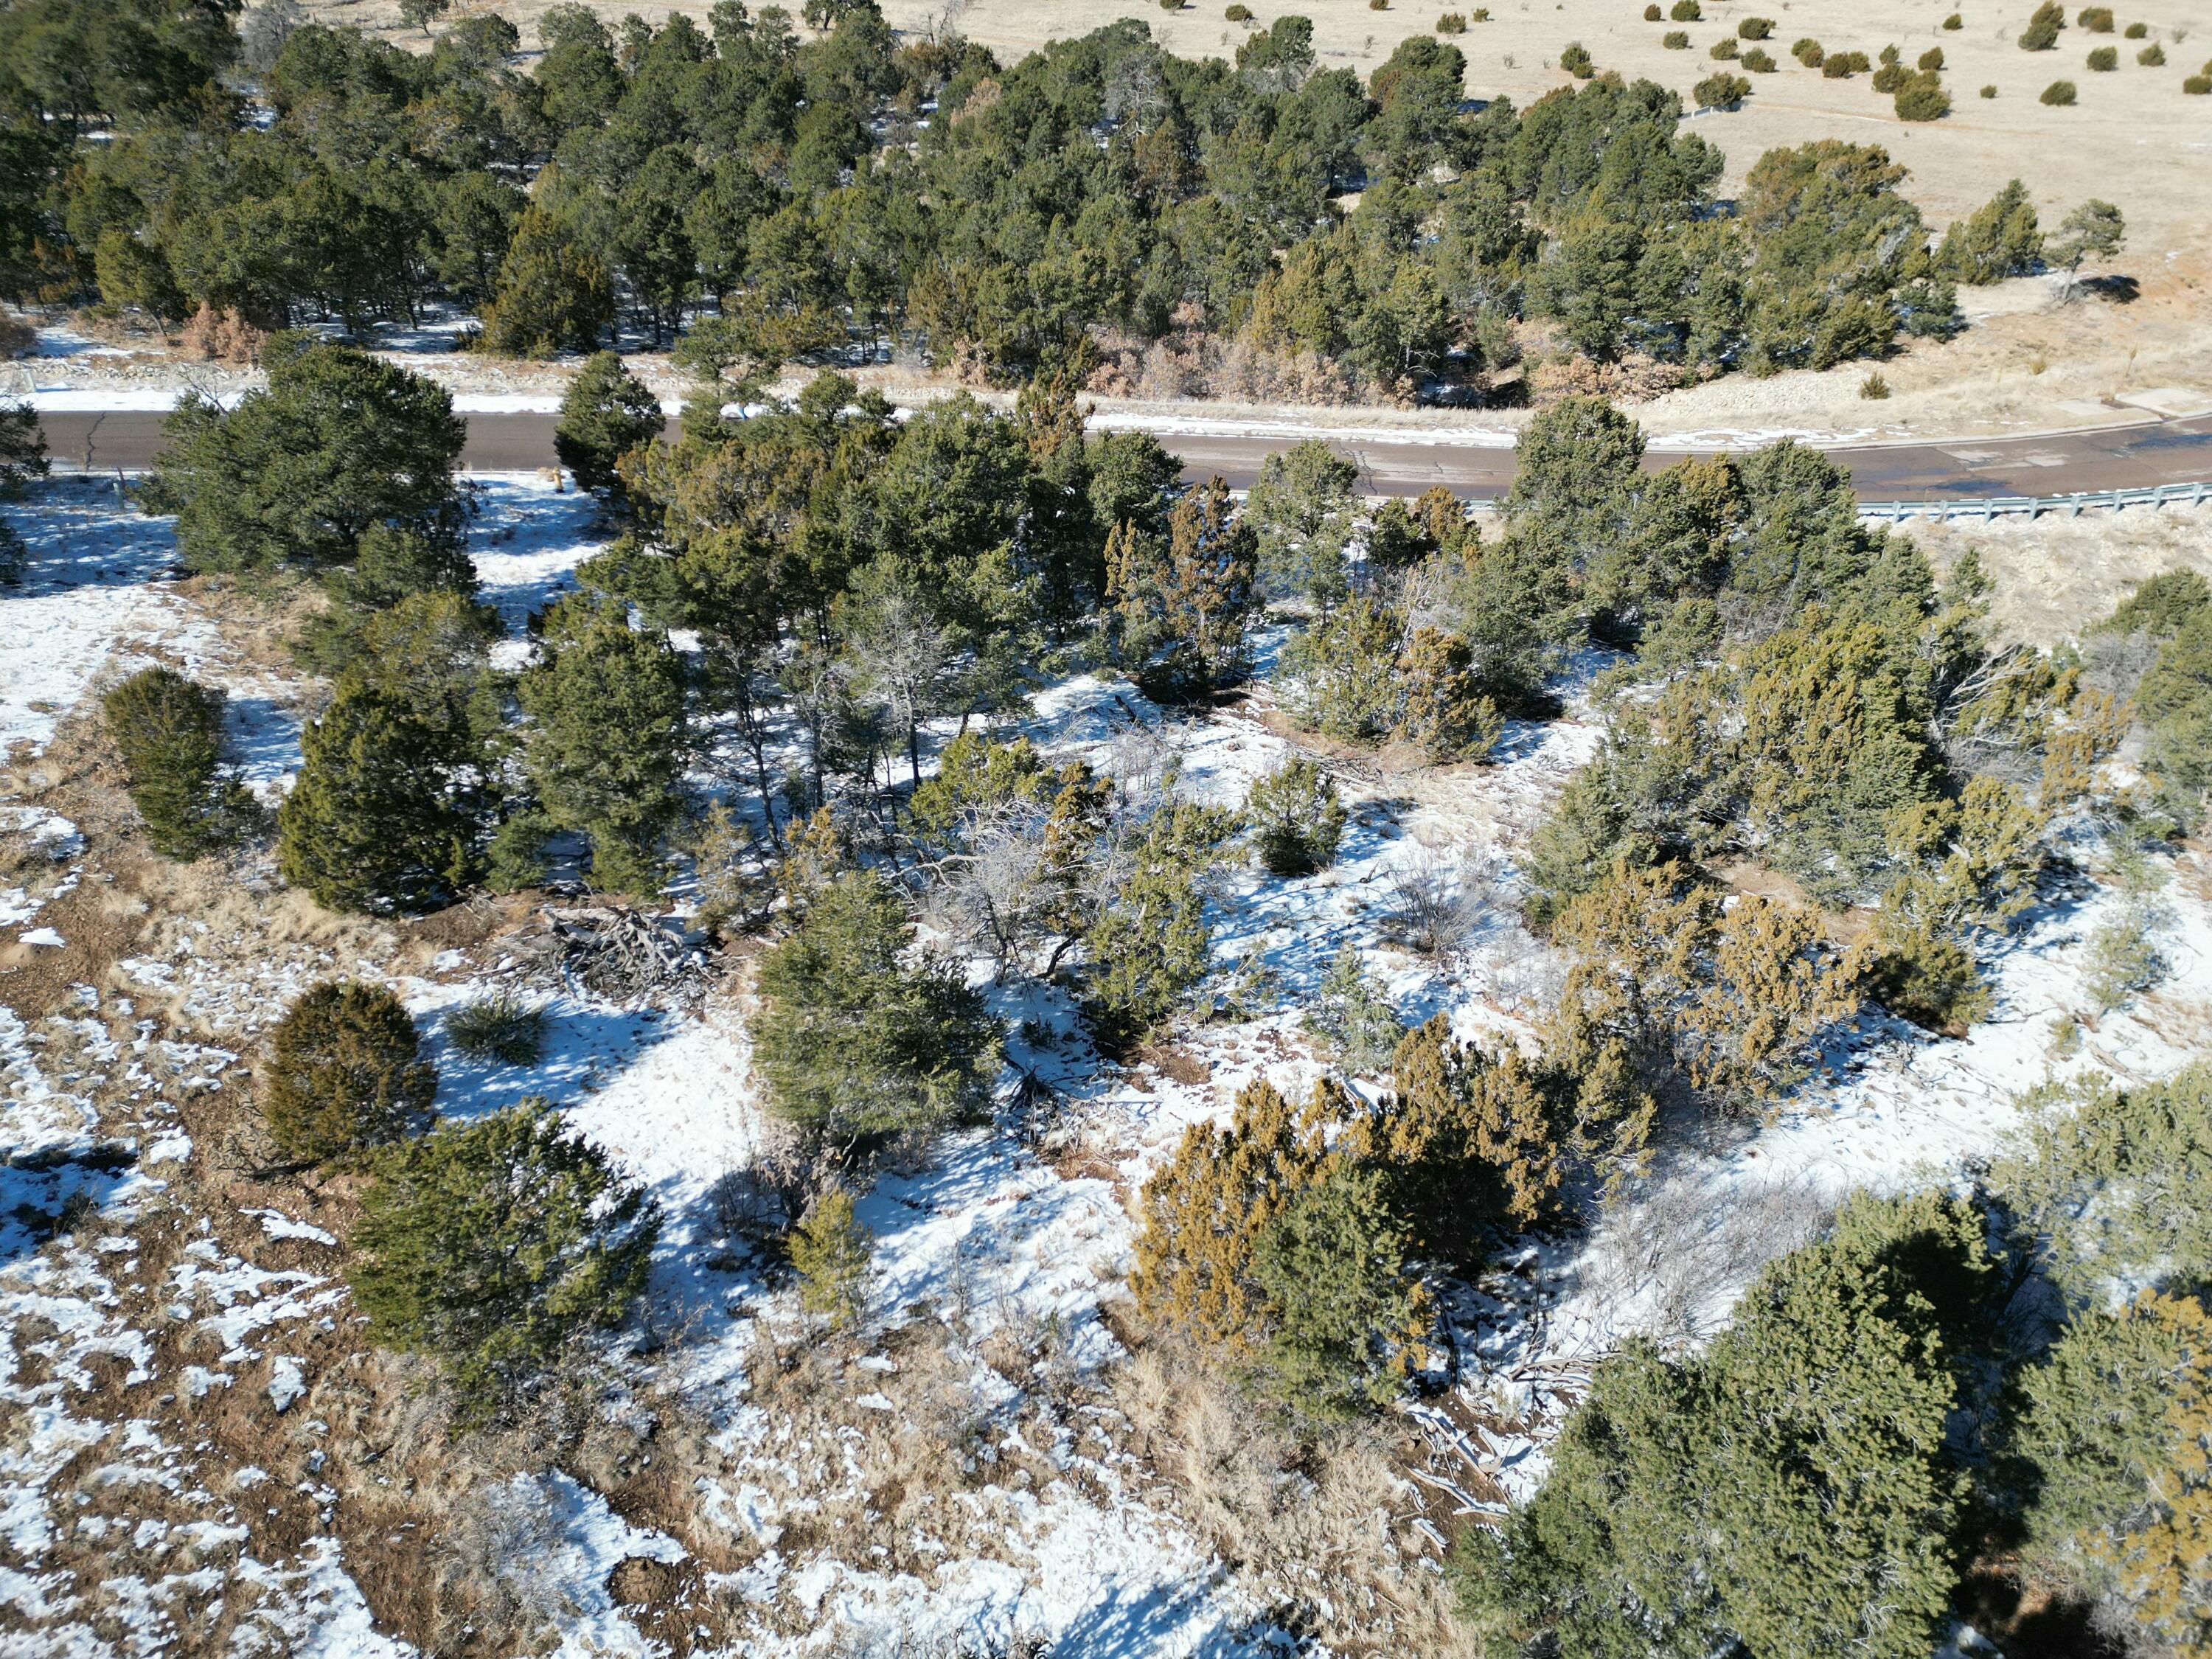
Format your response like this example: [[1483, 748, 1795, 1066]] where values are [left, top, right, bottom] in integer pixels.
[[35, 408, 2212, 501]]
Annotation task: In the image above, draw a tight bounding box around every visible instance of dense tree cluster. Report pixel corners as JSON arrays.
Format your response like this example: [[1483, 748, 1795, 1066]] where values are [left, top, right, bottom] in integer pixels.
[[1456, 1062, 2212, 1659], [2, 1, 2091, 400]]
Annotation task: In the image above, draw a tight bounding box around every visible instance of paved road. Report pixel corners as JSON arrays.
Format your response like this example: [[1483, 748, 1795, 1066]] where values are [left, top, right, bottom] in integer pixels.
[[36, 408, 2212, 500]]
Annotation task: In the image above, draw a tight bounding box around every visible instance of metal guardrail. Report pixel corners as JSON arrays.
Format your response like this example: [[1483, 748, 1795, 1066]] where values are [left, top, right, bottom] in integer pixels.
[[1859, 480, 2212, 524]]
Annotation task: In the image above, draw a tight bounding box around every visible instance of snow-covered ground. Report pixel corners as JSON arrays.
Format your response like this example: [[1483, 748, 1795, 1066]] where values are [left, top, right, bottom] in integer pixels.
[[4, 474, 2210, 1655]]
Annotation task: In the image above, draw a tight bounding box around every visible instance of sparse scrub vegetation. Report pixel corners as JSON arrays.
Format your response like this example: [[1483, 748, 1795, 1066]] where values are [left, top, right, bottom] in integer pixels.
[[2042, 77, 2079, 101], [444, 993, 547, 1065]]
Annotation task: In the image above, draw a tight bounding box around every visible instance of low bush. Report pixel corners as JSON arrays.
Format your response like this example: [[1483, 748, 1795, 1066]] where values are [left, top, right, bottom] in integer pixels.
[[2138, 41, 2164, 63], [1664, 29, 1689, 46], [444, 992, 546, 1065], [1737, 15, 1773, 38], [1860, 372, 1892, 399], [1792, 36, 1824, 63], [101, 667, 254, 858], [1225, 3, 1252, 18], [1944, 10, 1964, 27], [1644, 2, 1661, 17], [2124, 18, 2147, 35], [1821, 50, 1870, 77], [1436, 10, 1467, 29], [1981, 80, 1999, 95], [1245, 757, 1349, 877], [2087, 44, 2118, 68], [1919, 45, 1945, 69], [1741, 46, 1776, 69], [1669, 0, 1700, 16], [1303, 945, 1406, 1074], [1695, 69, 1751, 104], [1709, 36, 1738, 58], [787, 1187, 872, 1326], [2042, 77, 2079, 100], [2020, 0, 2065, 48], [2077, 6, 2114, 29], [350, 1099, 660, 1419], [1561, 40, 1594, 74], [263, 980, 438, 1164], [1896, 72, 1952, 118], [2188, 74, 2212, 94]]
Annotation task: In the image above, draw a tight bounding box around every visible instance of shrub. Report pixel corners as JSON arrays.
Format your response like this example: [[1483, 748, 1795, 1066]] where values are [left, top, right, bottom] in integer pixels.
[[1737, 15, 1773, 38], [1822, 50, 1871, 76], [1303, 945, 1405, 1074], [2085, 897, 2170, 1012], [1866, 914, 1992, 1032], [1664, 29, 1689, 47], [1083, 807, 1238, 1054], [1669, 0, 1700, 18], [2087, 44, 2118, 68], [101, 667, 254, 858], [2188, 74, 2212, 94], [1896, 72, 1952, 118], [1158, 0, 1182, 12], [1944, 10, 1964, 27], [1560, 41, 1595, 75], [1919, 45, 1944, 69], [553, 352, 663, 500], [1981, 81, 1999, 94], [1245, 757, 1349, 877], [263, 981, 438, 1163], [1368, 0, 1388, 10], [349, 1099, 659, 1419], [787, 1187, 871, 1326], [444, 992, 546, 1065], [2020, 0, 2065, 48], [2042, 77, 2079, 100], [1396, 627, 1505, 761], [2124, 18, 2147, 35], [1873, 58, 1908, 91], [1860, 372, 1892, 399], [1644, 2, 1661, 17], [1792, 36, 1823, 63], [2138, 42, 2164, 63], [1436, 10, 1467, 29], [1695, 69, 1751, 104], [1709, 36, 1738, 58], [2077, 5, 2113, 29], [1741, 46, 1776, 70], [1225, 1, 1252, 16], [754, 870, 1001, 1136]]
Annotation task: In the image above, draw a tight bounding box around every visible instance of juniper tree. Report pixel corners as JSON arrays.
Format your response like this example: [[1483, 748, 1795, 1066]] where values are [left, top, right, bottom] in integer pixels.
[[293, 519, 485, 676], [1456, 1191, 1996, 1659], [1276, 595, 1405, 742], [0, 400, 45, 585], [1302, 944, 1406, 1074], [349, 1099, 661, 1419], [101, 667, 254, 858], [516, 594, 689, 896], [1246, 439, 1360, 606], [554, 351, 664, 500], [753, 869, 1001, 1138], [478, 202, 615, 357], [1105, 476, 1259, 702], [262, 980, 438, 1163], [1935, 179, 2043, 282], [1243, 757, 1348, 877], [142, 335, 467, 574], [787, 1186, 872, 1326], [1081, 803, 1238, 1053]]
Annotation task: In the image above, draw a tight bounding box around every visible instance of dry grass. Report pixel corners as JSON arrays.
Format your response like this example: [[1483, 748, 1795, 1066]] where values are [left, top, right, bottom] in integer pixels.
[[1916, 500, 2212, 645]]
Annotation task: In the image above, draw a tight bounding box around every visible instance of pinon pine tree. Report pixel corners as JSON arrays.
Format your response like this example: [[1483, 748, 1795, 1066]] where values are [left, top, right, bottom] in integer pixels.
[[102, 667, 254, 857], [262, 980, 437, 1163]]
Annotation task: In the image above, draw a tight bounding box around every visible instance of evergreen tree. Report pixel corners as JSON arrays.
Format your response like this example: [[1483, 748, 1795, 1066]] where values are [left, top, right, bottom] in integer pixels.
[[1246, 438, 1360, 605], [515, 594, 689, 895], [477, 201, 615, 358], [1935, 178, 2042, 282], [277, 681, 486, 915], [1457, 1191, 1994, 1659], [1276, 594, 1405, 742], [753, 869, 1001, 1137], [554, 350, 665, 499], [1081, 804, 1237, 1052], [1302, 942, 1406, 1074], [1243, 756, 1349, 877], [1395, 626, 1504, 760], [1105, 477, 1259, 702], [1248, 1159, 1430, 1419], [100, 666, 254, 857], [262, 980, 437, 1163], [788, 1186, 872, 1326], [349, 1099, 661, 1418], [2137, 609, 2212, 827], [293, 519, 485, 676], [142, 335, 467, 574], [0, 400, 46, 585]]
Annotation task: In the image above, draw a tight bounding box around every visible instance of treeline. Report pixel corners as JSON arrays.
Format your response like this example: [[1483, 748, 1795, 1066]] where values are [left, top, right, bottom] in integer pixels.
[[2, 0, 2094, 396]]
